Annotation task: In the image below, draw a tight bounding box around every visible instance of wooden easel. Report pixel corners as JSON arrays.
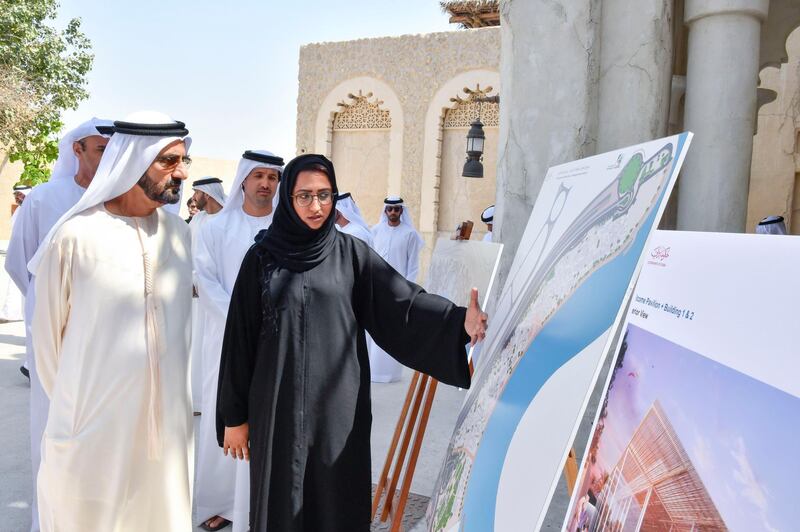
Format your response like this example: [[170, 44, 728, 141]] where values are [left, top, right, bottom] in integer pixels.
[[372, 367, 580, 530], [371, 221, 579, 529], [371, 371, 438, 530]]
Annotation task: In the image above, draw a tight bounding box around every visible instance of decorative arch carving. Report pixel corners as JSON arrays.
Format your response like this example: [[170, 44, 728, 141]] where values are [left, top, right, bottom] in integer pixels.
[[443, 84, 500, 128], [333, 90, 392, 130], [419, 70, 500, 234], [313, 77, 404, 195]]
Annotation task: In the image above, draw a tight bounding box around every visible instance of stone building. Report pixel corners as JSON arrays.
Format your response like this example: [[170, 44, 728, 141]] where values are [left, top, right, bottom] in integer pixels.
[[295, 27, 501, 276], [296, 0, 800, 284], [496, 0, 800, 283], [0, 152, 23, 240], [748, 28, 800, 234]]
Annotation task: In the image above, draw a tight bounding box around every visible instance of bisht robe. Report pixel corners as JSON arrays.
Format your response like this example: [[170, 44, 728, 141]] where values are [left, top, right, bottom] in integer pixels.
[[32, 205, 193, 531], [217, 231, 470, 531], [194, 209, 273, 528], [368, 222, 425, 382]]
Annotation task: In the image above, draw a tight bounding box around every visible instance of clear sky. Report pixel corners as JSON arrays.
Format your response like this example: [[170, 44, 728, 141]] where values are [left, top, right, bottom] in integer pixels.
[[54, 0, 456, 162]]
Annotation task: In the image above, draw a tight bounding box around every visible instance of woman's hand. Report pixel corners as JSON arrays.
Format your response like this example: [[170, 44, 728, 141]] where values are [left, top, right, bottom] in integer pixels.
[[464, 288, 488, 346], [223, 423, 250, 461]]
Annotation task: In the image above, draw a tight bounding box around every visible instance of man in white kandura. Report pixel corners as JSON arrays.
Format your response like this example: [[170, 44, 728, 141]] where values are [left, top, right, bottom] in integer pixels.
[[4, 117, 112, 532], [31, 112, 194, 531], [194, 150, 283, 532], [370, 195, 425, 382], [0, 184, 32, 324], [188, 177, 227, 413], [481, 204, 494, 242], [335, 192, 373, 246], [190, 176, 226, 236]]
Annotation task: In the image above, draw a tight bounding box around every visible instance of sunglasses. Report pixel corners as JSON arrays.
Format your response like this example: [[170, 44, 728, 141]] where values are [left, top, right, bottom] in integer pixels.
[[385, 206, 402, 213], [155, 154, 193, 170]]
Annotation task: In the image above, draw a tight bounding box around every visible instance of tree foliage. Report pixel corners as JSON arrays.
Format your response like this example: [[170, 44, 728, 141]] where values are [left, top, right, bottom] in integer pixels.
[[0, 0, 93, 184]]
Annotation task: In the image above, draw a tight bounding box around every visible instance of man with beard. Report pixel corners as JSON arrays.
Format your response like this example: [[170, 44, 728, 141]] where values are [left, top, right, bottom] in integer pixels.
[[193, 151, 282, 531], [30, 112, 194, 531], [369, 196, 425, 382], [5, 117, 112, 532]]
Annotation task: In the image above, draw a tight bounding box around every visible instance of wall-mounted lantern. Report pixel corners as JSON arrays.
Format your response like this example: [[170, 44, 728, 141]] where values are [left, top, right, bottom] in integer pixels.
[[462, 119, 486, 178]]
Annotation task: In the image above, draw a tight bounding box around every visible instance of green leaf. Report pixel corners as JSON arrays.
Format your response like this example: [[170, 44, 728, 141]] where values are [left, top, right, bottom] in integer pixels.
[[1, 0, 93, 185]]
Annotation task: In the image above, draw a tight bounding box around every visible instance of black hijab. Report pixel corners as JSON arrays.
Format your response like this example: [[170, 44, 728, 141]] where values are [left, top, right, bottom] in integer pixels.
[[255, 154, 338, 272]]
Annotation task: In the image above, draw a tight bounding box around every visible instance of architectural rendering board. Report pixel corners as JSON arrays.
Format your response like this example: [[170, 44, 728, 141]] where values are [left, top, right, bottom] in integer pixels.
[[427, 133, 693, 531], [564, 230, 800, 532]]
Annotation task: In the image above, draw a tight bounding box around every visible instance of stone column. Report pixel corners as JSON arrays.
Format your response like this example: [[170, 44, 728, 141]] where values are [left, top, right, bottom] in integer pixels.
[[596, 0, 674, 152], [677, 0, 769, 232], [494, 0, 600, 288]]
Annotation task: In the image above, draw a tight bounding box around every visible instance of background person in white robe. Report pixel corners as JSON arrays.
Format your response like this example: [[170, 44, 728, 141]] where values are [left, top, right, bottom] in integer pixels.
[[187, 197, 199, 222], [335, 192, 373, 246], [194, 150, 283, 532], [481, 204, 494, 242], [30, 112, 194, 532], [190, 177, 226, 233], [756, 214, 788, 235], [188, 177, 227, 414], [0, 184, 31, 323], [4, 117, 112, 532], [369, 196, 425, 382]]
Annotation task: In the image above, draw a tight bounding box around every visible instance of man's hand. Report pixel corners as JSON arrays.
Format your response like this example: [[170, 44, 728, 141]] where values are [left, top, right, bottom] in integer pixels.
[[223, 423, 250, 461], [464, 287, 488, 346]]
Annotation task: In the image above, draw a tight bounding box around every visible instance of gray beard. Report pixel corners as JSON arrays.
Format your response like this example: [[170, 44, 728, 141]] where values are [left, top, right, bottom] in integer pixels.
[[137, 172, 180, 204]]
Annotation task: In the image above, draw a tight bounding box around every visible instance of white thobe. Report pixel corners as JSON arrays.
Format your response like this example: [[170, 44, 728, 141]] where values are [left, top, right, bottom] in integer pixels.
[[188, 210, 214, 412], [5, 177, 86, 532], [482, 230, 493, 242], [194, 208, 273, 529], [0, 209, 25, 321], [33, 205, 193, 531], [369, 222, 424, 382], [338, 221, 374, 247]]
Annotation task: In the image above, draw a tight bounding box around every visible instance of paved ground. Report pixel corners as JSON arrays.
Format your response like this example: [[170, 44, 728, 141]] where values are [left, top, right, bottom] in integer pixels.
[[0, 317, 465, 531], [0, 313, 607, 531]]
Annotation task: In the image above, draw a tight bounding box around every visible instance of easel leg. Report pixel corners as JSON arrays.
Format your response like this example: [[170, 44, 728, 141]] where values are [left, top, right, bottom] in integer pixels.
[[381, 374, 429, 522], [373, 372, 421, 520], [564, 448, 579, 496], [390, 379, 439, 532]]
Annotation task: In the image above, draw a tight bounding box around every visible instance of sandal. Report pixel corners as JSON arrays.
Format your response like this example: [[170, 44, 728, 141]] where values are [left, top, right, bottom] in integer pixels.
[[200, 516, 231, 531]]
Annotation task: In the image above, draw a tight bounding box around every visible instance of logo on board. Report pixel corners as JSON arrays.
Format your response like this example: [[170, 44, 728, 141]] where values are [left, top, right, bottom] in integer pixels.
[[647, 245, 670, 266]]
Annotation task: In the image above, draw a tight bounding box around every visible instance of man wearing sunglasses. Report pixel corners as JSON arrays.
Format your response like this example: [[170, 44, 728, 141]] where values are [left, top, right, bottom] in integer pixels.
[[30, 112, 195, 531], [369, 196, 425, 382]]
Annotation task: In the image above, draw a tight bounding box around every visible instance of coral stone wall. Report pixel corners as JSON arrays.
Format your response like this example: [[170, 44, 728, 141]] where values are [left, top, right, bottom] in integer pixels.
[[296, 26, 500, 232]]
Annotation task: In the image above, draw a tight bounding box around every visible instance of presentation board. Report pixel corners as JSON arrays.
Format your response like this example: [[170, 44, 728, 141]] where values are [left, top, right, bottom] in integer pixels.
[[563, 230, 800, 532], [427, 133, 692, 531]]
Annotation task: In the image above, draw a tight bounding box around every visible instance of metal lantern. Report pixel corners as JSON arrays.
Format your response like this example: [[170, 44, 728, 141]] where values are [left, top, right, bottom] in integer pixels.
[[462, 118, 486, 178]]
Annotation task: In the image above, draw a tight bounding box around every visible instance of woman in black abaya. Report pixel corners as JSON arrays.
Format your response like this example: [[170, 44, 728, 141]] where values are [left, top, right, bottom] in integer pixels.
[[216, 154, 487, 532]]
